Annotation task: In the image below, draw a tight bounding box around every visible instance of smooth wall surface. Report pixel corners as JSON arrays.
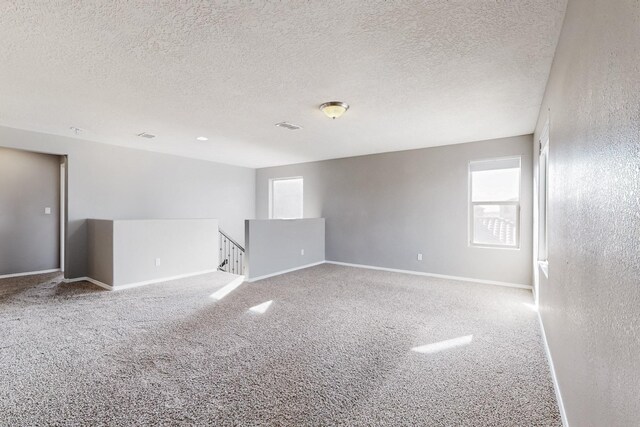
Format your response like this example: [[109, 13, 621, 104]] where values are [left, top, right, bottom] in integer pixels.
[[87, 219, 113, 285], [245, 219, 325, 279], [256, 136, 533, 285], [113, 219, 218, 286], [0, 147, 60, 275], [532, 0, 640, 425], [0, 126, 255, 279], [87, 219, 218, 287]]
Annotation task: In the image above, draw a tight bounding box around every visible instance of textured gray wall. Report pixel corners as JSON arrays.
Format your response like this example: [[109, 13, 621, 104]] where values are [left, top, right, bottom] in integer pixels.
[[256, 135, 533, 285], [245, 219, 325, 280], [532, 0, 640, 425], [0, 126, 255, 279], [0, 147, 60, 275]]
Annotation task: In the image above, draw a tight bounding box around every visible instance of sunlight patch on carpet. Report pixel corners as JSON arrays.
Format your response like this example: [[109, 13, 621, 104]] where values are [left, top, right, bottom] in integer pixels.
[[209, 276, 244, 301], [248, 300, 273, 314], [411, 335, 473, 354]]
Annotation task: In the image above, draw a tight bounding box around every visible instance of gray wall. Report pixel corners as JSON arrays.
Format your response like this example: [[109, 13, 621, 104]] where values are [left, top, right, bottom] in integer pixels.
[[532, 0, 640, 425], [0, 147, 60, 275], [0, 125, 255, 279], [256, 135, 533, 285], [87, 219, 113, 285], [114, 219, 218, 286], [245, 219, 325, 280], [88, 219, 218, 287]]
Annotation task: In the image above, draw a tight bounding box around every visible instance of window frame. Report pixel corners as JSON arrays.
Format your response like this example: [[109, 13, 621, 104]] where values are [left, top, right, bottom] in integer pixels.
[[269, 176, 304, 220], [468, 156, 522, 250], [539, 146, 549, 261], [538, 121, 550, 277]]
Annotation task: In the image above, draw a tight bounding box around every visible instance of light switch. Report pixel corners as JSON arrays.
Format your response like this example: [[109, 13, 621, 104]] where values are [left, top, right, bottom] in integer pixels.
[[301, 249, 305, 256], [155, 258, 161, 267], [44, 207, 51, 215], [417, 253, 423, 261]]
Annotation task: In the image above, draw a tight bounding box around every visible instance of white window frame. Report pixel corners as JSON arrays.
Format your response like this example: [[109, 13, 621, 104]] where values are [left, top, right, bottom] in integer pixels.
[[468, 156, 522, 249], [538, 122, 550, 276], [269, 176, 304, 219]]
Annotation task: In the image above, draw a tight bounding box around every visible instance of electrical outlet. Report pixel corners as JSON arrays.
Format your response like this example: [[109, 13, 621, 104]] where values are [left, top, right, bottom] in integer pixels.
[[44, 207, 51, 215], [301, 249, 305, 256], [417, 253, 423, 261], [155, 258, 161, 267]]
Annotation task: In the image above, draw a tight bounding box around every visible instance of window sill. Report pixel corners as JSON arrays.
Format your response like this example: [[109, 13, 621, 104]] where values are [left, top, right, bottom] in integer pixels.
[[469, 243, 520, 251], [538, 260, 549, 278]]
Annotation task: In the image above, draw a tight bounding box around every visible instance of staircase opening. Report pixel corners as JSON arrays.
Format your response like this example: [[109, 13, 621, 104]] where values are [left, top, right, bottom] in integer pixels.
[[218, 229, 244, 275]]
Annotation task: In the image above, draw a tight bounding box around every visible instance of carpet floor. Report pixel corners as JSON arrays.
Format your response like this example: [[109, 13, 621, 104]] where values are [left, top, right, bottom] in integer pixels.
[[0, 264, 561, 426]]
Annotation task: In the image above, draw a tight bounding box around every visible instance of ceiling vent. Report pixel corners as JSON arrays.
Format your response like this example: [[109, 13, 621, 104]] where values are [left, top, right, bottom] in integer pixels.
[[137, 132, 156, 139], [275, 122, 302, 131]]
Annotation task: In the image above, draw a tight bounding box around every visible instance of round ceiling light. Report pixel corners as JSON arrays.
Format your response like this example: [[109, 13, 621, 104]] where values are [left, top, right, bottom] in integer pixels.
[[196, 136, 209, 141], [319, 101, 349, 119]]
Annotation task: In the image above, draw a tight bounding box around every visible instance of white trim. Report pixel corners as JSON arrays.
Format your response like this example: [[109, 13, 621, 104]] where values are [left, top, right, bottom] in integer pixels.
[[0, 269, 60, 279], [326, 261, 532, 290], [112, 269, 220, 291], [63, 263, 532, 291], [63, 268, 222, 291], [60, 159, 66, 273], [64, 276, 112, 290], [269, 176, 304, 220], [248, 261, 325, 282], [538, 260, 549, 279], [537, 311, 569, 426], [540, 118, 550, 152], [468, 156, 522, 249]]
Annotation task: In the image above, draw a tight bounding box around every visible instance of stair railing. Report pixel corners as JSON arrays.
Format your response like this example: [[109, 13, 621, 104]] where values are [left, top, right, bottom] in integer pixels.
[[218, 229, 245, 275]]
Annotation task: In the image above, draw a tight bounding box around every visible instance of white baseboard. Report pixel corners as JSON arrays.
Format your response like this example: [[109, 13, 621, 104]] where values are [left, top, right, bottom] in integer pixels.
[[112, 269, 220, 291], [537, 311, 569, 426], [64, 268, 222, 291], [325, 261, 532, 290], [248, 261, 326, 282], [0, 269, 60, 279], [63, 276, 112, 290]]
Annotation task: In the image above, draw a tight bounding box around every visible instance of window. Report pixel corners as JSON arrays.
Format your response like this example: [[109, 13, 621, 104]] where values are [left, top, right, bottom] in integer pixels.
[[538, 124, 550, 262], [270, 177, 303, 219], [469, 157, 521, 248]]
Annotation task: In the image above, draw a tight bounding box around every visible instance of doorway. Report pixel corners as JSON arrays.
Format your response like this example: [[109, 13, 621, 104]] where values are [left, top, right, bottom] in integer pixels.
[[0, 148, 65, 277]]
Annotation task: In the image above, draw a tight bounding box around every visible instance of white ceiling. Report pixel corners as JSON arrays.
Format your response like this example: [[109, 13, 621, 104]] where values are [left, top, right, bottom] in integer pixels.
[[0, 1, 567, 168]]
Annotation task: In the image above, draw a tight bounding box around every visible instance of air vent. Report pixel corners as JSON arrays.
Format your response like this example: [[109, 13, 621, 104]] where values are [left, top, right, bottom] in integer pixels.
[[137, 132, 156, 139], [275, 122, 302, 131]]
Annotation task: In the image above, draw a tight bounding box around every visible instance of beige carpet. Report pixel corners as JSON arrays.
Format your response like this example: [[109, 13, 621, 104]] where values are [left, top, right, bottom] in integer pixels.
[[0, 264, 560, 426]]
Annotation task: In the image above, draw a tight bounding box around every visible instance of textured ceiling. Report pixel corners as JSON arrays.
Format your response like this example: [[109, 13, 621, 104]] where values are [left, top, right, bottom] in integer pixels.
[[0, 1, 567, 168]]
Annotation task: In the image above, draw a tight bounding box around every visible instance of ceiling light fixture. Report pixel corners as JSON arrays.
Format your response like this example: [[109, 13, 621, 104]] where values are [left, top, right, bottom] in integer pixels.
[[319, 101, 349, 119], [196, 136, 209, 141]]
